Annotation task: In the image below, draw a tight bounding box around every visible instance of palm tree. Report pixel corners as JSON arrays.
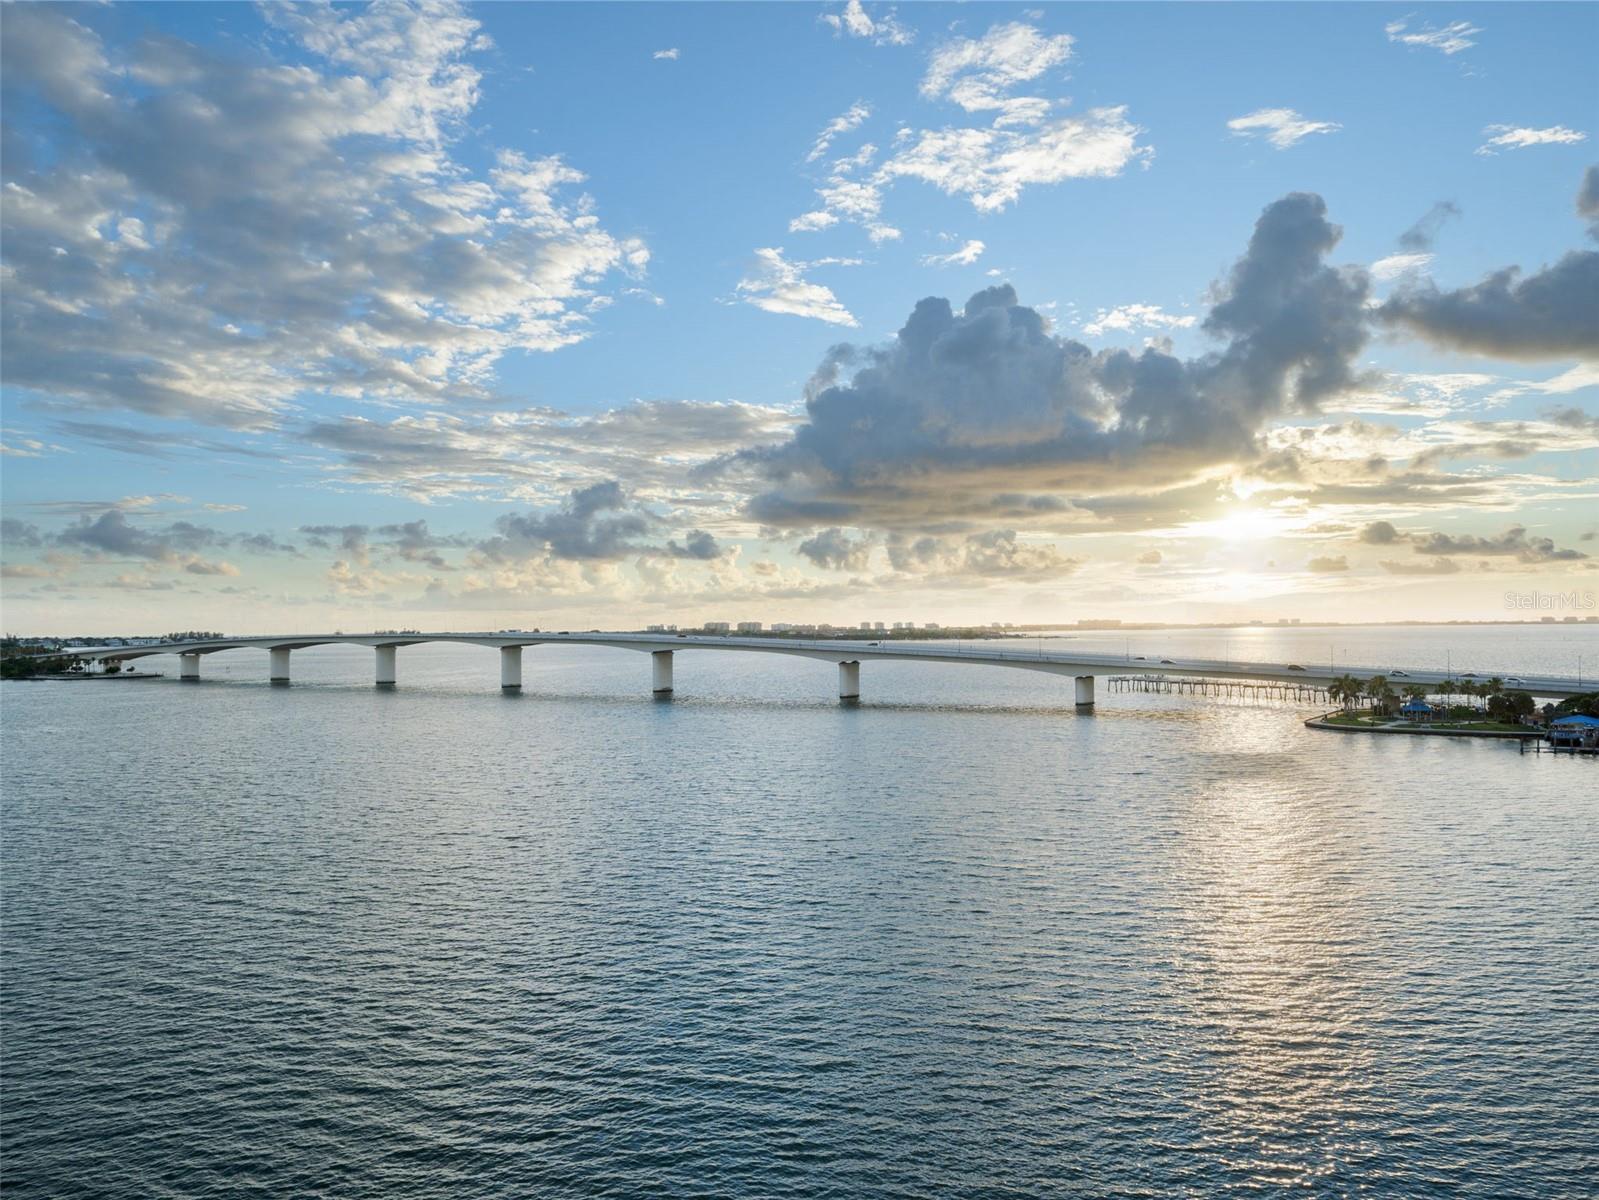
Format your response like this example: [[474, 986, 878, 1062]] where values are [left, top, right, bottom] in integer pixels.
[[1485, 676, 1504, 698], [1365, 674, 1396, 716], [1331, 674, 1364, 712]]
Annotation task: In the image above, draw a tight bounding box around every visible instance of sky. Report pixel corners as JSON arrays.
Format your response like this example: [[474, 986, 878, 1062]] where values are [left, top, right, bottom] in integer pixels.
[[1, 0, 1596, 635]]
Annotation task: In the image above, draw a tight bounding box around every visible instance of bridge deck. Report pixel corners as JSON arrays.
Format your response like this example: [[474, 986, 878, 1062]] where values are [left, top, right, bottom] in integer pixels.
[[47, 631, 1591, 698]]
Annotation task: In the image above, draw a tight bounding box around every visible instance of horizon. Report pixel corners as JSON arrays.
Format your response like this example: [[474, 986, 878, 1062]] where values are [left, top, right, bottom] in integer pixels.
[[3, 1, 1596, 634]]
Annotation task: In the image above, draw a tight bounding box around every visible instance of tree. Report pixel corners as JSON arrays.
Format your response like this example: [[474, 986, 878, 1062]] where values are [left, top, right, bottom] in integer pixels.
[[1365, 674, 1396, 716], [1487, 690, 1535, 724], [1330, 674, 1364, 711]]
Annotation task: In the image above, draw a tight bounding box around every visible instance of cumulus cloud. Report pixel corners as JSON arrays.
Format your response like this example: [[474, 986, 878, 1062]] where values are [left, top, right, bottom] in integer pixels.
[[52, 510, 237, 573], [726, 192, 1372, 532], [820, 0, 912, 46], [736, 248, 860, 326], [1081, 304, 1196, 339], [1378, 252, 1599, 361], [653, 48, 680, 60], [1307, 555, 1348, 572], [798, 527, 873, 571], [1476, 125, 1588, 156], [0, 3, 645, 429], [1379, 557, 1461, 575], [1385, 19, 1480, 56], [1227, 108, 1342, 149], [921, 240, 986, 268], [476, 480, 721, 565], [1358, 519, 1587, 563]]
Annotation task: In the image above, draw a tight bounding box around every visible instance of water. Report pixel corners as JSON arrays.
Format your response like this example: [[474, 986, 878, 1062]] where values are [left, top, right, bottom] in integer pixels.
[[3, 628, 1597, 1197]]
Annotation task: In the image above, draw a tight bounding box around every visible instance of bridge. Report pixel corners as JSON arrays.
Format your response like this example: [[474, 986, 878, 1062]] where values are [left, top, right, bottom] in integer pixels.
[[52, 632, 1591, 705]]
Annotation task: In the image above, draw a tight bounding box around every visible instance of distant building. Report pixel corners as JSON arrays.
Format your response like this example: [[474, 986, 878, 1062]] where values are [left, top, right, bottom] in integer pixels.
[[924, 623, 940, 630], [704, 621, 730, 634], [736, 621, 763, 633]]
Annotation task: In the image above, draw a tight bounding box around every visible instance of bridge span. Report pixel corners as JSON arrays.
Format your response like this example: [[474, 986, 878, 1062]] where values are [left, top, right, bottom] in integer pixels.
[[55, 632, 1591, 706]]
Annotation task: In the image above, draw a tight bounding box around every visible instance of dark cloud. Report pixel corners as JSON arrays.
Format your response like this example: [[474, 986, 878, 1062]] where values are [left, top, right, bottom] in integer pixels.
[[51, 509, 240, 573], [1378, 251, 1599, 361], [480, 481, 655, 561], [886, 529, 1080, 579], [300, 524, 372, 563], [798, 527, 872, 571], [1411, 526, 1586, 562], [726, 192, 1372, 531], [664, 530, 724, 560], [1579, 166, 1599, 239], [375, 520, 469, 570], [2, 519, 44, 548], [1358, 520, 1586, 563], [1398, 201, 1461, 251]]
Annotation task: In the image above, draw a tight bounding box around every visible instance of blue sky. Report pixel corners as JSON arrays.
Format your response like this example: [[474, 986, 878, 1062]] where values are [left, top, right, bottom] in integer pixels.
[[2, 1, 1596, 632]]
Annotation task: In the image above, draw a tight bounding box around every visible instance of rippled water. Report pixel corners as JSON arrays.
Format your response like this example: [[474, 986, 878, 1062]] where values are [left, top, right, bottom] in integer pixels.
[[4, 629, 1597, 1197]]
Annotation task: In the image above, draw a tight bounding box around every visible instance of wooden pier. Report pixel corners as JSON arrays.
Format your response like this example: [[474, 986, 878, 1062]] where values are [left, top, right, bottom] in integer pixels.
[[1109, 674, 1330, 703]]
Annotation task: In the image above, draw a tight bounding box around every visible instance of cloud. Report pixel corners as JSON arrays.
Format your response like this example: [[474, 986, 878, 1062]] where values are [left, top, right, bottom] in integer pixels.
[[1227, 108, 1341, 149], [1080, 304, 1197, 339], [1399, 200, 1461, 251], [886, 529, 1080, 579], [1378, 252, 1599, 361], [792, 21, 1147, 228], [1384, 19, 1480, 56], [798, 527, 873, 571], [920, 21, 1072, 125], [476, 480, 721, 566], [807, 101, 871, 163], [726, 192, 1372, 532], [0, 3, 645, 429], [51, 509, 239, 573], [653, 48, 680, 60], [921, 240, 986, 268], [820, 1, 912, 46], [1476, 125, 1588, 156], [736, 248, 859, 326], [1307, 555, 1348, 572], [1359, 519, 1587, 563], [881, 105, 1151, 213], [1579, 165, 1599, 238], [1379, 557, 1461, 575], [1370, 253, 1435, 281], [2, 519, 45, 548], [665, 530, 724, 560], [1137, 549, 1163, 565], [300, 398, 797, 501]]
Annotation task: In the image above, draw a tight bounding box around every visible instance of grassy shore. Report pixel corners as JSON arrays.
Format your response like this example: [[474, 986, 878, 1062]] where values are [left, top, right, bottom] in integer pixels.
[[1309, 711, 1540, 738]]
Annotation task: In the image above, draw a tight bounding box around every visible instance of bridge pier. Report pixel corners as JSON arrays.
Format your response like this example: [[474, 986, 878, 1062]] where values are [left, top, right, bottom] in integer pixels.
[[652, 650, 673, 695], [839, 660, 860, 701], [500, 646, 522, 691], [179, 652, 201, 681], [1075, 675, 1095, 710], [269, 647, 291, 684], [375, 645, 397, 687]]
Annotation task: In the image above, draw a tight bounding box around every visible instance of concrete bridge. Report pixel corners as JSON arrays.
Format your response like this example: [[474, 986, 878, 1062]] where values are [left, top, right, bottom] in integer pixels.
[[54, 632, 1591, 705]]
